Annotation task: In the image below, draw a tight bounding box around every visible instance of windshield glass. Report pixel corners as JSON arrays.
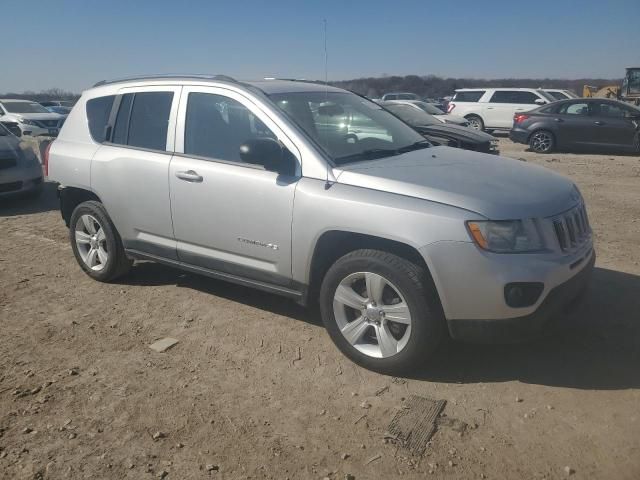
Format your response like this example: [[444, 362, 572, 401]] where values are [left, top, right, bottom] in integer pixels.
[[384, 104, 441, 127], [269, 91, 428, 165], [2, 101, 50, 114], [548, 91, 569, 100], [413, 101, 444, 115], [0, 124, 7, 136]]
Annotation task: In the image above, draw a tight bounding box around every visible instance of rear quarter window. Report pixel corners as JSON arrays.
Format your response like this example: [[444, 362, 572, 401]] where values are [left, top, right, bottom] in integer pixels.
[[86, 95, 115, 143], [453, 91, 485, 102]]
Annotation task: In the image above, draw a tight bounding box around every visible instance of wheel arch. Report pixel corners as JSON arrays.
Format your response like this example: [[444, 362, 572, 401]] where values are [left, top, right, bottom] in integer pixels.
[[59, 186, 103, 227], [305, 230, 435, 306]]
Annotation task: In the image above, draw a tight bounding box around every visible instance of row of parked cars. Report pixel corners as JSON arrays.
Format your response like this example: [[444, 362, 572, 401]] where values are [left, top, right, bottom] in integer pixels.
[[379, 87, 640, 154], [0, 99, 74, 137]]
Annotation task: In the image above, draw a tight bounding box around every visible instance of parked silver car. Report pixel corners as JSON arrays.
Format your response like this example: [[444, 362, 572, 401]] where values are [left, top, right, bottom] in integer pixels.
[[48, 75, 594, 373], [0, 123, 43, 197], [0, 99, 65, 137]]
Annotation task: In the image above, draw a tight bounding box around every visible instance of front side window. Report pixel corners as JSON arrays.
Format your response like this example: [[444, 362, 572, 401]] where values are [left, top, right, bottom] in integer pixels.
[[111, 91, 173, 151], [184, 92, 276, 163], [592, 101, 633, 118], [86, 95, 115, 143], [270, 91, 427, 165], [559, 102, 589, 115]]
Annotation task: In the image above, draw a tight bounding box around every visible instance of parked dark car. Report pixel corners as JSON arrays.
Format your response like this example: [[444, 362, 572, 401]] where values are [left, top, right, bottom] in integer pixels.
[[0, 122, 43, 198], [382, 102, 499, 154], [510, 98, 640, 153]]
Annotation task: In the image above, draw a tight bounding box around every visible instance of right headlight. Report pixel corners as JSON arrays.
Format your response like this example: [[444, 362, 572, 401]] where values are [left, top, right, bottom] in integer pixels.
[[466, 219, 544, 253]]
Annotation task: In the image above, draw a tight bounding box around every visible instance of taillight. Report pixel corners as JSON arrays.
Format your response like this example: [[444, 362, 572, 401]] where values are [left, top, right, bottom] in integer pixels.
[[514, 114, 529, 124], [43, 141, 53, 177], [447, 103, 456, 113]]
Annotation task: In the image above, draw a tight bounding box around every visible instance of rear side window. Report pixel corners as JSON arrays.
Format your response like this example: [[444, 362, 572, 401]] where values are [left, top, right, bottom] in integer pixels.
[[453, 91, 484, 102], [86, 95, 115, 143], [111, 91, 173, 151], [490, 91, 541, 104]]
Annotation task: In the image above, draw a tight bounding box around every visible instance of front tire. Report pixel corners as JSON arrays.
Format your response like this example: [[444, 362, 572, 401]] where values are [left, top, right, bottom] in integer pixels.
[[69, 201, 132, 282], [529, 130, 555, 153], [319, 249, 444, 374]]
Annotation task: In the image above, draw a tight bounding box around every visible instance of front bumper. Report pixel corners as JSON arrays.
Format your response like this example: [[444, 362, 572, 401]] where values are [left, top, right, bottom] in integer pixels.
[[447, 250, 594, 342], [509, 128, 529, 144]]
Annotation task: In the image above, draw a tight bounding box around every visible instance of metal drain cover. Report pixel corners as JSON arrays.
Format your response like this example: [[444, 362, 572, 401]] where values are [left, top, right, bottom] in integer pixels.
[[387, 395, 446, 455]]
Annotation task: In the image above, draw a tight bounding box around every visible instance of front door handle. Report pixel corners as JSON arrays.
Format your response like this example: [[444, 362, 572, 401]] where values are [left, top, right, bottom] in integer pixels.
[[175, 170, 203, 182], [594, 121, 604, 126], [554, 118, 564, 123]]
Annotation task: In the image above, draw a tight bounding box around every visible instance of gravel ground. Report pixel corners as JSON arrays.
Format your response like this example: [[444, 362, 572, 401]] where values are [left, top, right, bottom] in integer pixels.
[[1, 137, 639, 479]]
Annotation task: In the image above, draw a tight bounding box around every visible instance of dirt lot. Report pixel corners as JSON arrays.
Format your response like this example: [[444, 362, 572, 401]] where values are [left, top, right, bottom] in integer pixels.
[[1, 138, 639, 480]]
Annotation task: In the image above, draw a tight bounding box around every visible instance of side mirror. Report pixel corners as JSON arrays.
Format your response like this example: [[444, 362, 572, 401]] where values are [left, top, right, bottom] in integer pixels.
[[534, 98, 547, 105], [239, 138, 297, 176]]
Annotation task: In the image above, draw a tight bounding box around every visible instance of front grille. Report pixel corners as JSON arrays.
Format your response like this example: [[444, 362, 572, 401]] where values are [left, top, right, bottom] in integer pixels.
[[0, 157, 17, 169], [552, 203, 591, 252], [0, 181, 22, 193]]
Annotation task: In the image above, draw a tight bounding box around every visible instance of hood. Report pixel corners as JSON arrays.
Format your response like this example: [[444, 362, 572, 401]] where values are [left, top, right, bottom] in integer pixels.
[[334, 146, 577, 219], [416, 123, 494, 142]]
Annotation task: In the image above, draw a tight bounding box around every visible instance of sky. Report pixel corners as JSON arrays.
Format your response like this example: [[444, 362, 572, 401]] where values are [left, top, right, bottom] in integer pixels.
[[2, 0, 639, 93]]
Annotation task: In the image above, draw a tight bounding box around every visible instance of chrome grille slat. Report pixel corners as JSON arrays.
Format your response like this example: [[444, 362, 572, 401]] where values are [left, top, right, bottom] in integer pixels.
[[552, 203, 591, 252]]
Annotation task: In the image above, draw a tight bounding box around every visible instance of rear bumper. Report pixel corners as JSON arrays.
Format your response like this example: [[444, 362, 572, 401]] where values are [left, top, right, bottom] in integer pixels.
[[509, 128, 529, 144], [448, 250, 595, 343], [0, 175, 43, 197]]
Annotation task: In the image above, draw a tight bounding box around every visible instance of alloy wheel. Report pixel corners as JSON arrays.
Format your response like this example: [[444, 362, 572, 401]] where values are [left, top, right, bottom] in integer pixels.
[[74, 214, 109, 271], [332, 272, 412, 358], [467, 117, 482, 130], [531, 131, 552, 152]]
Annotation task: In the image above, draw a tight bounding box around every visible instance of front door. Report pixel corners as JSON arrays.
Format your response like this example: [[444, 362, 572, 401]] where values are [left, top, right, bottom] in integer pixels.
[[589, 101, 639, 149], [553, 101, 594, 147], [169, 86, 301, 287]]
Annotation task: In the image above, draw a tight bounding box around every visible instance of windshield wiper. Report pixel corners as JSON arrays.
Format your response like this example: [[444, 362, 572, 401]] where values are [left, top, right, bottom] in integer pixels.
[[396, 140, 431, 153], [334, 148, 399, 164]]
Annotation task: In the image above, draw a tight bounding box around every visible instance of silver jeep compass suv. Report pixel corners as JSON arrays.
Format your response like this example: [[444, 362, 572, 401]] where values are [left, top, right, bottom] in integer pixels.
[[48, 75, 594, 374]]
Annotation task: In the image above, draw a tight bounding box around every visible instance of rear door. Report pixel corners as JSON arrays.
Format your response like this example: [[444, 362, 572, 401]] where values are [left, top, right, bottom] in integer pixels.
[[588, 101, 638, 149], [91, 86, 181, 259], [484, 91, 545, 128], [552, 101, 594, 147]]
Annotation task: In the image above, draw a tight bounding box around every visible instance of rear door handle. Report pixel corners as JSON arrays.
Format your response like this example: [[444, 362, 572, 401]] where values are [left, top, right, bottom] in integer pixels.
[[486, 107, 494, 110], [554, 118, 564, 122], [594, 121, 604, 126], [175, 170, 203, 182]]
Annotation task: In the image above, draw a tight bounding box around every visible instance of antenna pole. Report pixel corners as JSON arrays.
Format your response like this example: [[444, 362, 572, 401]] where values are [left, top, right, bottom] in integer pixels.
[[323, 19, 332, 190]]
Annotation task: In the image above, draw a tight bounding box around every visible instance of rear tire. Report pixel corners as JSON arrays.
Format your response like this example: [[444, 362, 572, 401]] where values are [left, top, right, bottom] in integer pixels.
[[466, 115, 485, 131], [319, 249, 444, 374], [69, 201, 132, 282], [529, 130, 555, 153]]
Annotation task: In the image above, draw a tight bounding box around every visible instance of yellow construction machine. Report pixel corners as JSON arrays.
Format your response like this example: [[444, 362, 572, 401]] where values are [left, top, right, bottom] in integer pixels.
[[583, 67, 640, 105]]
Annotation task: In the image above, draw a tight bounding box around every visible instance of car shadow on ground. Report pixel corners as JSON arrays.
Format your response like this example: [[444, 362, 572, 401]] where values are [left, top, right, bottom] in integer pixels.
[[124, 262, 639, 390], [0, 181, 58, 217], [123, 261, 321, 326]]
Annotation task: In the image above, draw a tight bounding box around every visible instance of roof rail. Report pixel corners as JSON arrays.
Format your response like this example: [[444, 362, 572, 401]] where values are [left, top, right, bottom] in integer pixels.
[[92, 74, 238, 88]]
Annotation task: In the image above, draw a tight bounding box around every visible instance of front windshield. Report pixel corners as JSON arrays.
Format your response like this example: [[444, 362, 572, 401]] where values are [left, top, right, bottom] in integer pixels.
[[0, 124, 7, 136], [2, 101, 50, 114], [548, 91, 569, 100], [413, 101, 444, 115], [384, 104, 441, 127], [269, 91, 428, 165]]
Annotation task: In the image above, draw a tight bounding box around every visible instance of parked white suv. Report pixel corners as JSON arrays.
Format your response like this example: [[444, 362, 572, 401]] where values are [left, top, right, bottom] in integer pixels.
[[447, 88, 555, 131], [47, 75, 594, 374]]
